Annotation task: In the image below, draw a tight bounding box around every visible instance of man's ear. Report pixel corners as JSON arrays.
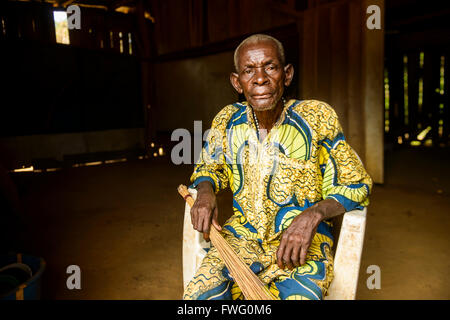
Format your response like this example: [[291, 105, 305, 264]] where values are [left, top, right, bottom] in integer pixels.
[[284, 64, 294, 87], [230, 72, 243, 94]]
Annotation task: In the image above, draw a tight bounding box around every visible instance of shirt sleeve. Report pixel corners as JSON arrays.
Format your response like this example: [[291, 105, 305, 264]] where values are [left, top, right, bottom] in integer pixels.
[[319, 106, 373, 211], [190, 109, 232, 194]]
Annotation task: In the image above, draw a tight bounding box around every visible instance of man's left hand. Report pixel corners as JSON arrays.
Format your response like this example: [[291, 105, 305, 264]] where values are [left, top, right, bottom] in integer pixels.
[[276, 206, 324, 270]]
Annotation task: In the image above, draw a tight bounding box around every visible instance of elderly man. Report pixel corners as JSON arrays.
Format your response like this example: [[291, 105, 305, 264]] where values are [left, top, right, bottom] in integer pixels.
[[183, 34, 372, 300]]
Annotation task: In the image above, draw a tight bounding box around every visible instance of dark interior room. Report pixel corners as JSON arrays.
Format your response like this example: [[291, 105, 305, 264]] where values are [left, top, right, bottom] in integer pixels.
[[0, 0, 449, 301]]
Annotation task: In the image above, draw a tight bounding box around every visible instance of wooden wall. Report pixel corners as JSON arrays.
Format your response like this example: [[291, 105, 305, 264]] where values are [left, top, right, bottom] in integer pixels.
[[150, 0, 385, 183], [0, 0, 385, 182], [152, 24, 300, 135], [296, 0, 384, 183], [149, 0, 294, 56], [0, 1, 147, 169]]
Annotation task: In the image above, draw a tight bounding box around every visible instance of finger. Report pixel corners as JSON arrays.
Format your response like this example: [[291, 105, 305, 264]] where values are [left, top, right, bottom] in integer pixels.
[[276, 236, 287, 269], [212, 207, 222, 231], [195, 210, 204, 232], [202, 212, 211, 235], [291, 243, 301, 268], [203, 232, 210, 242], [283, 241, 294, 270], [191, 204, 197, 229], [299, 245, 308, 266], [197, 207, 209, 233], [190, 206, 197, 230]]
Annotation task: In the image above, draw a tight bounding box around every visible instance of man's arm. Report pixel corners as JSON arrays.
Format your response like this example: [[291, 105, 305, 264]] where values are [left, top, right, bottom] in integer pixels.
[[276, 199, 345, 270], [190, 180, 222, 239], [189, 107, 236, 239], [276, 103, 372, 270]]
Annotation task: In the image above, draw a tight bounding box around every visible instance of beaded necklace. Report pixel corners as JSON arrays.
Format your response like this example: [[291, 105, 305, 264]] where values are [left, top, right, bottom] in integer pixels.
[[250, 97, 286, 140]]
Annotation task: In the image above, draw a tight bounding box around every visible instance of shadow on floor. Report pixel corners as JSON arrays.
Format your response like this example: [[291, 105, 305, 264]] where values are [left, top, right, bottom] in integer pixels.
[[4, 147, 450, 299]]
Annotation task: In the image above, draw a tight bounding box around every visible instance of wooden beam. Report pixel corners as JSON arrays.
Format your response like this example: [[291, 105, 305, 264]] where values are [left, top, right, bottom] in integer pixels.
[[136, 0, 155, 152], [362, 0, 385, 183], [62, 0, 76, 7], [109, 0, 136, 10]]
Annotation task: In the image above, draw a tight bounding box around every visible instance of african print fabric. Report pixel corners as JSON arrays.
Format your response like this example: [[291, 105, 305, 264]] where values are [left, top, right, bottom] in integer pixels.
[[183, 99, 372, 300]]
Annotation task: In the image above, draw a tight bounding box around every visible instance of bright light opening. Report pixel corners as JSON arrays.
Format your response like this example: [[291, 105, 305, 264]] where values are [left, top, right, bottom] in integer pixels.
[[417, 126, 432, 141], [1, 18, 6, 36], [128, 32, 133, 55], [439, 56, 445, 138], [53, 11, 70, 44], [119, 31, 123, 53], [418, 52, 424, 129], [403, 55, 409, 126], [12, 166, 34, 173], [384, 68, 390, 133]]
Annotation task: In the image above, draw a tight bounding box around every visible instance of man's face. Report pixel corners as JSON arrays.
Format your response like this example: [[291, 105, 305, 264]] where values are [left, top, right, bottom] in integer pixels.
[[231, 40, 293, 112]]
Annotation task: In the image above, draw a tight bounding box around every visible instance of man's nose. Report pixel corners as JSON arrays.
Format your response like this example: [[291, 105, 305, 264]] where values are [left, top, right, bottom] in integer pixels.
[[253, 67, 269, 85]]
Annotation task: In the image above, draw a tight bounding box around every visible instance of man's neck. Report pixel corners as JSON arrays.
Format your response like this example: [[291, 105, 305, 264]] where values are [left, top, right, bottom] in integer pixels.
[[253, 100, 285, 132]]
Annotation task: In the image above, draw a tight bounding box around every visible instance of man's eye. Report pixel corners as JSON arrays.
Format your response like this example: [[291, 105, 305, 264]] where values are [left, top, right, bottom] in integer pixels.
[[244, 69, 252, 74]]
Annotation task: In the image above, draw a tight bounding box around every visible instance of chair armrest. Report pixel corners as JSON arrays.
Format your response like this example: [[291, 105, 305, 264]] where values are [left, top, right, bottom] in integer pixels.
[[325, 207, 367, 300], [182, 188, 211, 289]]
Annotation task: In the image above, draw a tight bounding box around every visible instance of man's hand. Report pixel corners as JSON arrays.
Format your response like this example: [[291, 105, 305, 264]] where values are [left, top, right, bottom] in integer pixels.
[[190, 181, 222, 241], [276, 207, 323, 270], [276, 199, 345, 269]]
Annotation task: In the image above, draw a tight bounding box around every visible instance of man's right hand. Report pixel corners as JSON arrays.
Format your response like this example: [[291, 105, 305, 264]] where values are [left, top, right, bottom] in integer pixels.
[[190, 181, 222, 240]]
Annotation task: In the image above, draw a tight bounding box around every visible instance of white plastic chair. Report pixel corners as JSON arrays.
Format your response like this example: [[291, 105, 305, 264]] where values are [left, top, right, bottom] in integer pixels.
[[182, 188, 367, 300]]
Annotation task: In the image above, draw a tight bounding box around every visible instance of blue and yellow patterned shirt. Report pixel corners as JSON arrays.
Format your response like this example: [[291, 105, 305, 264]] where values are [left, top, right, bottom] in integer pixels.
[[191, 99, 372, 241], [186, 99, 373, 299]]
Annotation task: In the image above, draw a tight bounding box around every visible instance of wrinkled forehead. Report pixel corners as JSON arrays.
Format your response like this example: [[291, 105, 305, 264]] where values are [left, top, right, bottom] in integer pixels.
[[237, 40, 282, 67]]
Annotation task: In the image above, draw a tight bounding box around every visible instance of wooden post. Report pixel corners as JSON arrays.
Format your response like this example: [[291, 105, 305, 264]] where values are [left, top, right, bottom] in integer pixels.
[[361, 0, 384, 183], [444, 52, 450, 143], [423, 51, 440, 143], [330, 3, 349, 136], [136, 0, 155, 155], [347, 0, 364, 158]]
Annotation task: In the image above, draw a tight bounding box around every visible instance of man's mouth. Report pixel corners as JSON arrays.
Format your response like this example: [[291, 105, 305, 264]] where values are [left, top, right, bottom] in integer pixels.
[[252, 93, 272, 99]]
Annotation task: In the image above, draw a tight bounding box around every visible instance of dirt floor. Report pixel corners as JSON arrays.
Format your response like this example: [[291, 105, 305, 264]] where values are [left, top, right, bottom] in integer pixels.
[[6, 146, 450, 300]]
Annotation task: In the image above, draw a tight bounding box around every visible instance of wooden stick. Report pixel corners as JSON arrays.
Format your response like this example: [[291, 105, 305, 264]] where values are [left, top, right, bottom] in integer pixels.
[[178, 184, 275, 300]]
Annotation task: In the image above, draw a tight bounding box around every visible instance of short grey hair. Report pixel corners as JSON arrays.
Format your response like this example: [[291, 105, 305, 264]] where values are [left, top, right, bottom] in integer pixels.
[[233, 34, 286, 72]]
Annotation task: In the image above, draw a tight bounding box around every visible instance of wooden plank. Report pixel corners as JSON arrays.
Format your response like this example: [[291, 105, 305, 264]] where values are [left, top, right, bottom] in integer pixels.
[[361, 0, 384, 183], [227, 0, 239, 40], [422, 51, 440, 142], [18, 5, 34, 41], [346, 0, 364, 158], [315, 6, 331, 102], [137, 0, 156, 149], [154, 23, 298, 62], [387, 53, 404, 140], [4, 2, 19, 41], [187, 0, 203, 47], [444, 52, 450, 143], [330, 2, 349, 135], [299, 9, 316, 98]]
